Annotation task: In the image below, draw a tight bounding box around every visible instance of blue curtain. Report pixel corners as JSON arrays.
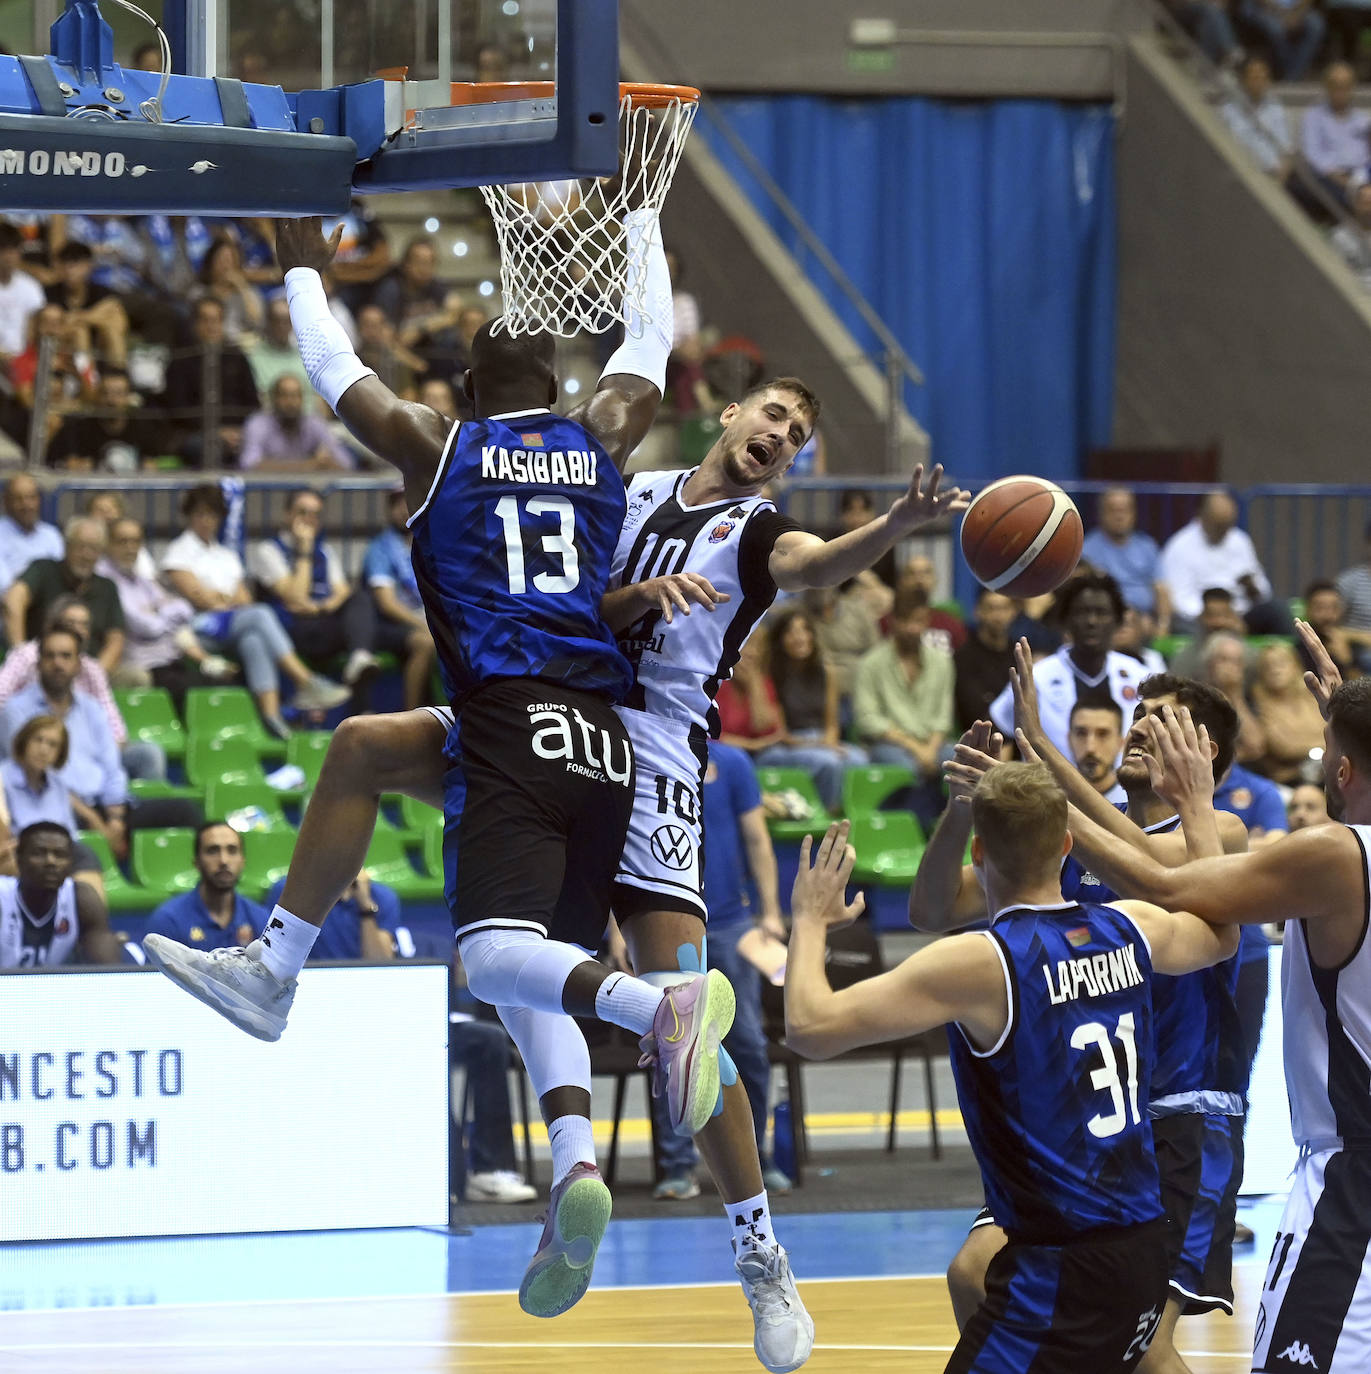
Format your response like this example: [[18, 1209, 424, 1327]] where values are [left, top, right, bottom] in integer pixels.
[[700, 96, 1117, 482]]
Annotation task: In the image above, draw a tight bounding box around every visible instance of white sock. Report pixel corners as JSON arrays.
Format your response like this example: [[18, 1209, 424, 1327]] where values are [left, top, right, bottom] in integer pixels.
[[726, 1190, 774, 1253], [548, 1114, 596, 1186], [593, 971, 663, 1035], [256, 905, 320, 981]]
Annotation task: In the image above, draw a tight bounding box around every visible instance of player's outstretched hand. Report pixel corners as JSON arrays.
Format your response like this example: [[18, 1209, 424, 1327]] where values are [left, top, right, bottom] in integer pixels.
[[645, 572, 730, 624], [943, 720, 1005, 804], [792, 821, 866, 931], [886, 463, 972, 534], [1296, 617, 1342, 720], [1009, 638, 1045, 746], [1139, 705, 1214, 812], [275, 217, 344, 275]]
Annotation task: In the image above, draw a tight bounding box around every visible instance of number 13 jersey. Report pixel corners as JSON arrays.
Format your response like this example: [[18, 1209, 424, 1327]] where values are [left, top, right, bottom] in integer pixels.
[[409, 409, 634, 704], [949, 900, 1165, 1240]]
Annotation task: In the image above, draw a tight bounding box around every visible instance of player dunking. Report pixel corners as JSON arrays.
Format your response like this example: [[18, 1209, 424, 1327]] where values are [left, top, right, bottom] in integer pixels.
[[787, 769, 1236, 1372], [144, 209, 737, 1321], [1053, 624, 1371, 1374]]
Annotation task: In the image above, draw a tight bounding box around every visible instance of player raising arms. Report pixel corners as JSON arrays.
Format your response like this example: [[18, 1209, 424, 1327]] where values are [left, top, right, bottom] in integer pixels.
[[145, 208, 738, 1322], [1039, 623, 1371, 1374]]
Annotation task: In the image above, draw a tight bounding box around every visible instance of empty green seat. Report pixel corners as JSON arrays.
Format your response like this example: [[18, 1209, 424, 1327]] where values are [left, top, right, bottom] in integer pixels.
[[285, 731, 333, 790], [850, 812, 926, 887], [203, 781, 292, 831], [184, 687, 281, 756], [114, 687, 187, 759], [131, 828, 198, 897], [186, 734, 268, 789], [364, 827, 443, 902], [238, 828, 299, 901], [421, 823, 446, 885], [77, 830, 156, 915], [397, 794, 443, 843], [842, 765, 918, 820], [755, 766, 829, 842], [128, 777, 204, 804]]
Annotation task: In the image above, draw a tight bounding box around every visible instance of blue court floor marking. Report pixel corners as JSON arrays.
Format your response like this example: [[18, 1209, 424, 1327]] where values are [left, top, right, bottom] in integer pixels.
[[0, 1199, 1287, 1315]]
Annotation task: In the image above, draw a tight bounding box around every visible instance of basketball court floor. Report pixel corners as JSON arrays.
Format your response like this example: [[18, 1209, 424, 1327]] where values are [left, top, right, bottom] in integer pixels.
[[2, 1198, 1281, 1371]]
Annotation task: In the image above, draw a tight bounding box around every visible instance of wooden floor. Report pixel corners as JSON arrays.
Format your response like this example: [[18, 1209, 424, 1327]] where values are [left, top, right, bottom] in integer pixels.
[[0, 1269, 1263, 1373]]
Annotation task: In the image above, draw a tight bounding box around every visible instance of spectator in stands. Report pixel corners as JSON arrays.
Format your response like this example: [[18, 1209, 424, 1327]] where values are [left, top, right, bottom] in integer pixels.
[[418, 378, 458, 417], [373, 238, 447, 332], [806, 578, 888, 710], [45, 370, 164, 472], [451, 1011, 540, 1204], [356, 304, 424, 398], [399, 289, 473, 384], [1215, 757, 1289, 846], [1169, 586, 1250, 677], [9, 301, 98, 417], [1287, 779, 1330, 830], [1300, 61, 1371, 204], [361, 489, 437, 711], [85, 492, 154, 580], [161, 295, 259, 467], [762, 608, 866, 808], [141, 213, 213, 304], [953, 587, 1017, 732], [1332, 182, 1371, 288], [1159, 490, 1290, 635], [1299, 579, 1362, 679], [895, 555, 966, 651], [1067, 699, 1127, 805], [1335, 520, 1371, 668], [1250, 641, 1325, 782], [246, 295, 314, 400], [1221, 54, 1297, 181], [1113, 607, 1168, 673], [854, 586, 956, 803], [103, 517, 231, 701], [0, 822, 116, 967], [1080, 487, 1171, 635], [1201, 630, 1267, 764], [636, 740, 790, 1200], [1240, 0, 1325, 80], [0, 474, 63, 593], [265, 869, 400, 962], [191, 236, 264, 345], [1168, 0, 1243, 66], [834, 491, 897, 587], [46, 241, 128, 367], [1, 715, 108, 898], [988, 572, 1145, 760], [320, 200, 390, 312], [239, 375, 353, 472], [160, 484, 349, 739], [1327, 2, 1371, 74], [665, 248, 708, 415], [145, 822, 267, 952], [0, 220, 46, 367], [4, 517, 125, 675], [247, 488, 397, 707]]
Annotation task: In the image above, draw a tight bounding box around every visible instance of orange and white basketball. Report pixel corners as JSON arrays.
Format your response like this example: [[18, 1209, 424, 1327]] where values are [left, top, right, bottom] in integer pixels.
[[960, 475, 1084, 598]]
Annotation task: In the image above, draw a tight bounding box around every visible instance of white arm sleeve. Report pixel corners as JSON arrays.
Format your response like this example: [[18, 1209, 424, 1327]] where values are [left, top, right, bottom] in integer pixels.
[[285, 267, 377, 411], [600, 208, 673, 393]]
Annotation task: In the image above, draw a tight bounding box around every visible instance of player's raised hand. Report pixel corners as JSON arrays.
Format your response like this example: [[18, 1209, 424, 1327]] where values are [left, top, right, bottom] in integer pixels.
[[792, 821, 865, 931], [943, 720, 1005, 804], [1009, 638, 1045, 746], [646, 572, 730, 624], [1138, 705, 1214, 811], [275, 216, 344, 275], [886, 463, 972, 533], [1296, 617, 1342, 720]]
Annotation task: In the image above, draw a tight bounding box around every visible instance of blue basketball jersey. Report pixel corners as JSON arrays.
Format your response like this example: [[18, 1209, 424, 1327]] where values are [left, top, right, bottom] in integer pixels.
[[408, 409, 634, 703], [949, 901, 1164, 1240], [1062, 814, 1245, 1107]]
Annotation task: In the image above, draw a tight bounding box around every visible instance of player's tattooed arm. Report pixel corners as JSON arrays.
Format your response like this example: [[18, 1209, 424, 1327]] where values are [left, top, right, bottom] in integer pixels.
[[600, 572, 730, 631]]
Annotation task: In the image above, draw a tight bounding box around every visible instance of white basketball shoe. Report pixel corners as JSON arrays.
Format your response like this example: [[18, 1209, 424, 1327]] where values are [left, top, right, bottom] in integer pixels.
[[142, 935, 296, 1041], [735, 1243, 815, 1373]]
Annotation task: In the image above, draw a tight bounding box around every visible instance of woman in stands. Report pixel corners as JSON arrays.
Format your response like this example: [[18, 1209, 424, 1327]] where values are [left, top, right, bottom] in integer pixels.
[[191, 237, 265, 345], [1251, 640, 1326, 783]]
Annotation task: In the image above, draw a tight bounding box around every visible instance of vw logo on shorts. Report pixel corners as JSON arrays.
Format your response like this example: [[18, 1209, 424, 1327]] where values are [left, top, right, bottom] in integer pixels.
[[650, 824, 692, 870]]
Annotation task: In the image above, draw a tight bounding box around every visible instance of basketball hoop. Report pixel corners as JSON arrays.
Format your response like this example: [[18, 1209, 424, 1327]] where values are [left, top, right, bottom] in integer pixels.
[[462, 82, 700, 338]]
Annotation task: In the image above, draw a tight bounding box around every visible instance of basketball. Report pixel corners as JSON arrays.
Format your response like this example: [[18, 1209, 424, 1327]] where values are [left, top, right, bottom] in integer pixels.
[[959, 475, 1084, 597]]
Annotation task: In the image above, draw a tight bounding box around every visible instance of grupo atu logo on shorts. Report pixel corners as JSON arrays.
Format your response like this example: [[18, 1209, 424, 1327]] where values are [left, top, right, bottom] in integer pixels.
[[650, 824, 692, 870]]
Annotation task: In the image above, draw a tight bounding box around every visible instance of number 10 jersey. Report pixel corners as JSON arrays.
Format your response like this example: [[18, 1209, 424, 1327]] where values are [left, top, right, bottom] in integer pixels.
[[949, 900, 1165, 1241], [409, 408, 634, 705]]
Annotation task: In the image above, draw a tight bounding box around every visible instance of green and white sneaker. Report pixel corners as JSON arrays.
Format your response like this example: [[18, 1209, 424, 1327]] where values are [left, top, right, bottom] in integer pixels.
[[518, 1163, 612, 1318]]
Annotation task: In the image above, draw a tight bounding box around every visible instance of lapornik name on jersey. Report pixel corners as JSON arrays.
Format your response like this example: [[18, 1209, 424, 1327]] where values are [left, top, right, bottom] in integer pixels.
[[1044, 945, 1145, 1005], [481, 445, 598, 486]]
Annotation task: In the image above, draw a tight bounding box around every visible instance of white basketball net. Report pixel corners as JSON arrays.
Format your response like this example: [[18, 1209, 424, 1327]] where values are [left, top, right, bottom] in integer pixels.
[[480, 89, 699, 338]]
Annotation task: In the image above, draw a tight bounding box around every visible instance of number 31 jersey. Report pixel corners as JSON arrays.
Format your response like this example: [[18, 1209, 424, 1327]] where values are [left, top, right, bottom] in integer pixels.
[[409, 408, 634, 704], [948, 900, 1164, 1240]]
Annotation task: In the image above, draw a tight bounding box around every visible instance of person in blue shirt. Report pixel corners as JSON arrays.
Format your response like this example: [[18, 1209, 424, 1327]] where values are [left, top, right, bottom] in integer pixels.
[[1214, 761, 1288, 843], [638, 740, 790, 1200], [1081, 488, 1171, 636], [787, 767, 1236, 1373], [145, 822, 267, 953], [360, 488, 437, 711], [264, 870, 400, 962]]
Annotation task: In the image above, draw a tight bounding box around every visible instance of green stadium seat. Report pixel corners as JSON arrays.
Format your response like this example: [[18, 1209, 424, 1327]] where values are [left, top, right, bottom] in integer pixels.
[[421, 822, 446, 885], [755, 766, 829, 842], [364, 827, 443, 902], [1151, 635, 1190, 665], [238, 828, 299, 901], [128, 777, 204, 804], [842, 764, 918, 820], [131, 828, 198, 897], [397, 794, 443, 844], [114, 687, 187, 760], [77, 830, 156, 915], [202, 781, 293, 831], [186, 735, 268, 789], [184, 687, 282, 756], [678, 416, 723, 466], [285, 731, 333, 790], [850, 812, 926, 887]]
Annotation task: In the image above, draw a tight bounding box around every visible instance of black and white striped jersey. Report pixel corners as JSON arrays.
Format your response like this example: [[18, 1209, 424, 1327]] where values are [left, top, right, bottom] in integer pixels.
[[1283, 823, 1371, 1149], [0, 876, 79, 968], [609, 468, 799, 734]]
